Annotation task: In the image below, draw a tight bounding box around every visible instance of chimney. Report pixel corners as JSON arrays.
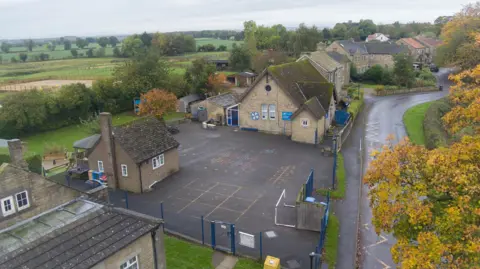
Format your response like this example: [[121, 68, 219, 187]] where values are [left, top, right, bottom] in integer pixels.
[[99, 112, 118, 189], [8, 139, 28, 169]]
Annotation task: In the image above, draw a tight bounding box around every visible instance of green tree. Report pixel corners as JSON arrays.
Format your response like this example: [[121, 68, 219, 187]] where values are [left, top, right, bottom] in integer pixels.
[[24, 39, 35, 51], [109, 36, 119, 47], [322, 28, 332, 40], [183, 35, 196, 52], [184, 58, 217, 94], [70, 49, 78, 58], [113, 47, 122, 57], [96, 47, 106, 57], [19, 53, 28, 62], [46, 43, 56, 51], [97, 37, 109, 48], [38, 53, 49, 61], [86, 48, 94, 58], [64, 40, 72, 50], [363, 65, 385, 83], [243, 20, 258, 55], [93, 78, 129, 113], [76, 38, 88, 49], [358, 19, 377, 40], [217, 45, 227, 51], [1, 42, 11, 53], [85, 37, 95, 43], [345, 27, 361, 41], [10, 56, 18, 63], [229, 43, 251, 71], [393, 53, 415, 87], [0, 90, 48, 133], [140, 32, 152, 47], [332, 23, 348, 39], [121, 35, 145, 57]]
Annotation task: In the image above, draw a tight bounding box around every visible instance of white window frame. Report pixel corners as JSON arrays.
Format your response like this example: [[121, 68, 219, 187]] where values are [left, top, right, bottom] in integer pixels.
[[120, 255, 139, 269], [261, 104, 268, 120], [15, 191, 30, 211], [121, 164, 128, 177], [152, 154, 165, 170], [301, 119, 309, 127], [269, 104, 276, 120], [98, 161, 104, 172], [1, 196, 15, 217]]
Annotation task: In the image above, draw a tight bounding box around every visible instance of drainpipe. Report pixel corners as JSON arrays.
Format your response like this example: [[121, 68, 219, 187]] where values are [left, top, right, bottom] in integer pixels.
[[151, 230, 158, 269], [138, 163, 144, 194]]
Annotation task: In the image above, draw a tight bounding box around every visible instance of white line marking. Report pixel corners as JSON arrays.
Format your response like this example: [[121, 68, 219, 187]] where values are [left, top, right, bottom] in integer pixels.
[[177, 183, 219, 213], [205, 186, 242, 218]]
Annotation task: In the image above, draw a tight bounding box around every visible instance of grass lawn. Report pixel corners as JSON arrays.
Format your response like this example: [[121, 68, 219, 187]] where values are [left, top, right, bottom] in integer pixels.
[[195, 38, 243, 50], [360, 83, 384, 89], [164, 112, 186, 121], [324, 214, 340, 269], [403, 101, 433, 146], [165, 235, 262, 269], [317, 153, 345, 199]]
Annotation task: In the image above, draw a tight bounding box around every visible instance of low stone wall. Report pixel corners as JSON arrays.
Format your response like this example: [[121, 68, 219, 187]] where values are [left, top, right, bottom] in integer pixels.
[[296, 201, 324, 232], [376, 86, 438, 96]]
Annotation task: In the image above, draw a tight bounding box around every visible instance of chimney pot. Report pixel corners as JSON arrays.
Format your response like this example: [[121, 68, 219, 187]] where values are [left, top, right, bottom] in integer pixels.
[[8, 139, 28, 169]]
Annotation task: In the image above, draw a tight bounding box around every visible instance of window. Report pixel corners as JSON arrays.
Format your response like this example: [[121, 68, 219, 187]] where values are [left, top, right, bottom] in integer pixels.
[[1, 196, 15, 217], [98, 161, 104, 172], [261, 104, 268, 120], [152, 154, 165, 169], [121, 164, 128, 177], [15, 191, 29, 211], [269, 104, 276, 120], [301, 119, 309, 127], [120, 255, 138, 269]]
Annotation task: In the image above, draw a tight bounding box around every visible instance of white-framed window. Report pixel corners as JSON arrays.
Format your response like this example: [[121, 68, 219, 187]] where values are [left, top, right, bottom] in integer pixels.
[[152, 154, 165, 169], [269, 104, 276, 120], [301, 119, 309, 127], [261, 104, 268, 120], [98, 161, 104, 172], [120, 255, 139, 269], [1, 196, 15, 217], [121, 164, 128, 177], [15, 191, 29, 211]]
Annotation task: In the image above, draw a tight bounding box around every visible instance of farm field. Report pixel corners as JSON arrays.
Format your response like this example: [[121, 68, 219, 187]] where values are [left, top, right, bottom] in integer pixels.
[[0, 80, 93, 91], [195, 38, 242, 49]]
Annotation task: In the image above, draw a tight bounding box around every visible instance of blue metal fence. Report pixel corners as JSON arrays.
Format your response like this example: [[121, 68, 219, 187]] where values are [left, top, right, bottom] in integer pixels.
[[305, 169, 314, 200], [335, 110, 350, 126], [312, 192, 331, 269]]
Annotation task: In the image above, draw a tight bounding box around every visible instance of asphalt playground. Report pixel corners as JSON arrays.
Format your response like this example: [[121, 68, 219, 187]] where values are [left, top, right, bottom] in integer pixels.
[[110, 123, 334, 268]]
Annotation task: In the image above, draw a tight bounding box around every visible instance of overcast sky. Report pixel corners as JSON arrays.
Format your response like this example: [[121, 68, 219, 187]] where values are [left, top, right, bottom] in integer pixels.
[[0, 0, 473, 39]]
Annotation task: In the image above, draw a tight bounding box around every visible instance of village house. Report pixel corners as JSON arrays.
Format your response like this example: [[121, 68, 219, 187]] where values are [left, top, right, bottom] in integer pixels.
[[177, 93, 204, 113], [327, 51, 351, 87], [414, 35, 442, 62], [238, 60, 335, 144], [364, 42, 408, 69], [0, 139, 167, 269], [190, 92, 239, 126], [396, 37, 427, 63], [365, 33, 390, 42], [234, 72, 257, 87], [326, 40, 369, 73], [75, 113, 180, 193]]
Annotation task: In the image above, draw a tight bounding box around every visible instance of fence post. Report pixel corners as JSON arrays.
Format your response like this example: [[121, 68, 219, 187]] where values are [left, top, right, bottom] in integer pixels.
[[315, 246, 319, 269], [201, 216, 205, 245], [332, 137, 338, 189], [124, 191, 129, 209], [211, 221, 216, 249], [160, 202, 165, 232], [259, 231, 263, 261], [230, 224, 236, 255]]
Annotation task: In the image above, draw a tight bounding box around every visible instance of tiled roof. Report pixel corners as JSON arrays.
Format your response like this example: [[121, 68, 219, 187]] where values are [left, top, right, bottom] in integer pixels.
[[113, 117, 180, 163], [365, 43, 408, 55], [337, 40, 368, 55], [299, 51, 342, 72], [207, 93, 238, 108], [0, 199, 161, 269], [327, 51, 350, 63], [179, 94, 203, 104], [399, 38, 425, 49], [415, 36, 442, 47], [73, 134, 100, 149]]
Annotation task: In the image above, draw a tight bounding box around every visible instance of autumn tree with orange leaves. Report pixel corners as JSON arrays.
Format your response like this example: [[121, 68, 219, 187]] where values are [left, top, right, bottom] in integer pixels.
[[138, 89, 177, 119], [207, 72, 228, 94]]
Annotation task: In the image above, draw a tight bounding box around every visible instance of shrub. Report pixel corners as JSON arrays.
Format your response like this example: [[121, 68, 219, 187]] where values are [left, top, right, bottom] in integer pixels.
[[363, 65, 384, 84], [423, 97, 452, 149], [385, 85, 399, 91], [0, 153, 42, 175], [374, 85, 385, 93], [79, 113, 100, 135], [96, 47, 106, 57], [347, 98, 364, 119]]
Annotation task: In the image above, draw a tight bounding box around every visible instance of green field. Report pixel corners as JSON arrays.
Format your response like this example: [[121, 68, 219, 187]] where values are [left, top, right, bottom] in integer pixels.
[[195, 38, 243, 50], [403, 101, 434, 146]]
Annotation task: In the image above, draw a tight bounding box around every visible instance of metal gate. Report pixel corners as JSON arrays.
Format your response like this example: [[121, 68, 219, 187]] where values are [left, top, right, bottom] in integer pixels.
[[211, 220, 236, 254], [226, 104, 239, 126]]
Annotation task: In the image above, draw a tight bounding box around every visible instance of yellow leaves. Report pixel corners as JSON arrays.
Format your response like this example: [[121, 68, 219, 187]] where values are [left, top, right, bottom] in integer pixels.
[[138, 89, 178, 118], [393, 233, 445, 269]]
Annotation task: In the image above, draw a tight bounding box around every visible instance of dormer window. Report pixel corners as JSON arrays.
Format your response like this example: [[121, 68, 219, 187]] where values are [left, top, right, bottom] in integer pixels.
[[1, 196, 15, 217], [16, 191, 30, 211]]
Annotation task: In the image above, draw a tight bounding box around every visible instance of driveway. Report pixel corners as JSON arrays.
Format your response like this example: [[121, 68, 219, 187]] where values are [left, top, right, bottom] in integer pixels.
[[111, 123, 333, 269]]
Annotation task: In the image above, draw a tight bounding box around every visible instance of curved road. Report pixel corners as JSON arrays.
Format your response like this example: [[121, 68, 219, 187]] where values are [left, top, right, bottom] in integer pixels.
[[358, 68, 453, 268]]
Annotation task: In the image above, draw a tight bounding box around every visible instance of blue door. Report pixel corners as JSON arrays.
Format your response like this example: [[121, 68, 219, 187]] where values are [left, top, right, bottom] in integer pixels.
[[227, 105, 239, 127]]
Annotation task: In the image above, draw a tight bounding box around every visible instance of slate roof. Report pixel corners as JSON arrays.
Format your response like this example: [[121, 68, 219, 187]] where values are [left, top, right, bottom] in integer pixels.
[[365, 42, 408, 55], [337, 40, 368, 55], [179, 94, 203, 104], [207, 93, 237, 108], [415, 36, 442, 47], [73, 134, 101, 149], [0, 199, 161, 269], [327, 51, 350, 64], [299, 51, 342, 72], [237, 72, 256, 78], [399, 38, 425, 49], [113, 117, 180, 163]]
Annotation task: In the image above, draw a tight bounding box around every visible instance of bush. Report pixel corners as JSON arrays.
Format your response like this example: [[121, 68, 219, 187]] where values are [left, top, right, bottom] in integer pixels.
[[423, 97, 452, 149], [0, 153, 42, 175], [347, 98, 364, 119], [10, 56, 18, 63], [385, 85, 399, 91], [92, 78, 131, 113], [374, 85, 385, 93], [363, 65, 384, 84], [96, 47, 106, 57]]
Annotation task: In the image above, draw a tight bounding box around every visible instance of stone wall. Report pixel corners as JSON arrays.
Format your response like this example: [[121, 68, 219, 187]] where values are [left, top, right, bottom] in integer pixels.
[[296, 201, 324, 232], [376, 86, 438, 96]]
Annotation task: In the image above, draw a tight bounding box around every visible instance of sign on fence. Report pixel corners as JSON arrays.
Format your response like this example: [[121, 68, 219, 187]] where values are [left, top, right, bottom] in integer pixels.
[[239, 232, 255, 248]]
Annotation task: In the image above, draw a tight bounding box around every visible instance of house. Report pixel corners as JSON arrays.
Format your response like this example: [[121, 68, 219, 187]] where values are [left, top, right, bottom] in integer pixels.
[[297, 49, 344, 100], [178, 94, 204, 113], [191, 93, 239, 125], [326, 40, 369, 73], [396, 38, 427, 63], [0, 140, 166, 269], [364, 42, 408, 69], [76, 113, 180, 193], [414, 35, 442, 62], [327, 51, 351, 87], [235, 72, 257, 87], [365, 33, 389, 42], [238, 60, 335, 144]]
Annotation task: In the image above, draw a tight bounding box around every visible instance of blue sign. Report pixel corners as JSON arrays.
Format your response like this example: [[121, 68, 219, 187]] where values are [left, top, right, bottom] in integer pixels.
[[251, 112, 260, 120], [282, 111, 293, 121]]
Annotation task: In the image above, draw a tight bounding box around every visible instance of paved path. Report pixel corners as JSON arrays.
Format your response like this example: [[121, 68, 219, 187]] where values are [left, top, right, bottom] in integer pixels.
[[213, 252, 238, 269]]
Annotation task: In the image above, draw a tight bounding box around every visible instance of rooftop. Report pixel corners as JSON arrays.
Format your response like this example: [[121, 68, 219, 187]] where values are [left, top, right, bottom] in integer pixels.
[[73, 134, 100, 150], [0, 199, 161, 269], [415, 36, 442, 47], [365, 42, 407, 55], [300, 51, 342, 72], [207, 93, 238, 108], [399, 38, 425, 49]]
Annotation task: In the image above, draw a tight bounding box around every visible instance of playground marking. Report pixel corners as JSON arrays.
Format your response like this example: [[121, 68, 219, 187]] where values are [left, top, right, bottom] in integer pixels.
[[185, 188, 251, 202], [205, 186, 242, 218], [173, 197, 244, 214], [235, 194, 261, 222], [183, 179, 198, 188], [271, 165, 295, 185], [177, 183, 219, 213]]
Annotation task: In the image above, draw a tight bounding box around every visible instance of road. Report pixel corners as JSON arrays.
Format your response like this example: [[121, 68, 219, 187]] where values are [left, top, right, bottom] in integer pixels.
[[356, 68, 453, 269]]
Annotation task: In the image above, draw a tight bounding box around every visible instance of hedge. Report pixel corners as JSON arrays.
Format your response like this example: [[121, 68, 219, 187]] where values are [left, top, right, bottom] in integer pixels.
[[423, 97, 452, 149], [0, 153, 42, 174], [347, 92, 364, 120]]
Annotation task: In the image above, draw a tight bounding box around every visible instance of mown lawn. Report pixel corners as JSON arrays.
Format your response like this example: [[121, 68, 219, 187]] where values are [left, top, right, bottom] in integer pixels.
[[317, 153, 345, 199], [324, 214, 340, 269], [165, 235, 262, 269], [403, 101, 433, 146]]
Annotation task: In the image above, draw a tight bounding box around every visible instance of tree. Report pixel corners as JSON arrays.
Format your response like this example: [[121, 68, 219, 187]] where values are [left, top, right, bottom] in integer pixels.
[[85, 37, 95, 43], [358, 19, 377, 40], [76, 38, 88, 49], [140, 32, 152, 47], [86, 48, 94, 58], [207, 73, 227, 94], [113, 47, 122, 57], [362, 65, 385, 83], [109, 36, 119, 47], [97, 37, 109, 48], [70, 49, 78, 58], [38, 53, 49, 61], [19, 53, 28, 62], [322, 28, 332, 40], [10, 56, 18, 63], [46, 43, 56, 51], [217, 45, 227, 51], [184, 58, 216, 94], [24, 39, 35, 52], [64, 40, 72, 50], [393, 53, 415, 87], [198, 44, 216, 52], [138, 89, 177, 119], [1, 42, 11, 53], [96, 47, 106, 57], [243, 20, 258, 55], [332, 23, 348, 39], [121, 35, 145, 57], [229, 43, 251, 71]]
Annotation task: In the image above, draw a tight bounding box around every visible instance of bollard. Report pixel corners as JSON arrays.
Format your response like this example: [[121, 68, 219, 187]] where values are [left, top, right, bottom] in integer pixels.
[[160, 202, 165, 232], [211, 221, 216, 249], [201, 216, 205, 245], [230, 224, 236, 255], [259, 231, 263, 261]]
